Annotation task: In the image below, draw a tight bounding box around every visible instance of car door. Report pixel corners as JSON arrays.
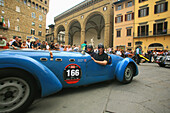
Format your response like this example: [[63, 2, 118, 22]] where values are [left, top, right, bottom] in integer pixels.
[[86, 57, 113, 77]]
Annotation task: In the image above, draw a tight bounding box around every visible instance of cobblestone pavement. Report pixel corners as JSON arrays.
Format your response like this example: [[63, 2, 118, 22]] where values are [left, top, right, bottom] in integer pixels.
[[27, 63, 170, 113]]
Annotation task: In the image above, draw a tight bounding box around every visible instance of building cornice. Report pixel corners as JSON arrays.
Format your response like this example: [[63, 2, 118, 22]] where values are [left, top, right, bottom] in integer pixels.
[[54, 0, 104, 22]]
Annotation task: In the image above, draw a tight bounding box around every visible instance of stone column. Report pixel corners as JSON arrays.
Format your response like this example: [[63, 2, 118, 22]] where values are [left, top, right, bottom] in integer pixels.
[[65, 31, 69, 45], [104, 23, 111, 48], [81, 30, 85, 44]]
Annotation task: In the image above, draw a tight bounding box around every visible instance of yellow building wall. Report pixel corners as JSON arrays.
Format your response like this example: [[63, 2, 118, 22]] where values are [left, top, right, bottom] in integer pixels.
[[113, 0, 134, 51], [134, 0, 170, 52]]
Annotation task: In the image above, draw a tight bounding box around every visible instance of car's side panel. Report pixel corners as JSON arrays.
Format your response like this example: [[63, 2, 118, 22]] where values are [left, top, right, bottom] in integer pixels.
[[0, 54, 63, 97], [41, 55, 88, 88], [114, 58, 138, 82]]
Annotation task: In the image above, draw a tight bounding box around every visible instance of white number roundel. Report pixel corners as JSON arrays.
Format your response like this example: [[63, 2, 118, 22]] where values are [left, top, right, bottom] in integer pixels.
[[63, 64, 81, 84]]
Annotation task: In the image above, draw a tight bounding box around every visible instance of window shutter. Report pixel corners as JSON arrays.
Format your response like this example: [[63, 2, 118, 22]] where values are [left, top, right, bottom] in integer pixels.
[[146, 7, 149, 16], [115, 17, 117, 23], [153, 24, 156, 35], [138, 26, 140, 36], [132, 13, 134, 20], [138, 10, 140, 17], [125, 14, 127, 21], [146, 25, 149, 36], [31, 30, 32, 34], [154, 5, 157, 14], [164, 22, 167, 30], [165, 2, 168, 11], [121, 15, 123, 22]]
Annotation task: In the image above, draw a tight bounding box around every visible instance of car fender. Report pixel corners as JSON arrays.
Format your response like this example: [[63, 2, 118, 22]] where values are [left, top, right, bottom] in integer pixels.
[[0, 54, 62, 97], [114, 58, 138, 82]]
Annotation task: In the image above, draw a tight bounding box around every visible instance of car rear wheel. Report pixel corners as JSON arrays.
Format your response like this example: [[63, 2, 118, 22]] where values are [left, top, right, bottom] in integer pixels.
[[123, 64, 134, 84], [0, 69, 36, 113]]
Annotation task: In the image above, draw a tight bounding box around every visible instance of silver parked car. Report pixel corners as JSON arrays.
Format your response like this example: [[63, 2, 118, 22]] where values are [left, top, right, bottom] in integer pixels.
[[156, 55, 170, 67]]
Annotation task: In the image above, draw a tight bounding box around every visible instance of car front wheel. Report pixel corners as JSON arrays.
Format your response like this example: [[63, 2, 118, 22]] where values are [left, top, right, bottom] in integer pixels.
[[123, 64, 134, 84], [0, 69, 36, 113]]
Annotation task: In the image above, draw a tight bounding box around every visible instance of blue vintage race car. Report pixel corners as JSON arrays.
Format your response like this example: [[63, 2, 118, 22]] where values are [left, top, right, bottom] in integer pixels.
[[0, 50, 138, 113]]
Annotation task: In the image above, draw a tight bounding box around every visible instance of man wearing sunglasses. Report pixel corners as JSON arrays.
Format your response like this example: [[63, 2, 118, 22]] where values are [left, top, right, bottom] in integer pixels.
[[91, 43, 108, 65]]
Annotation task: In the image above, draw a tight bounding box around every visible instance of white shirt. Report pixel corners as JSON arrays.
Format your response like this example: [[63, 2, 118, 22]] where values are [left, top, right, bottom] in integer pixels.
[[46, 45, 50, 50], [116, 51, 122, 56], [26, 41, 31, 48]]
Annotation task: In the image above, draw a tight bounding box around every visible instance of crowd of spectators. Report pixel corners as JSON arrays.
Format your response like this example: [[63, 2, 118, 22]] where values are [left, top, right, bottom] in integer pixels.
[[0, 36, 170, 63]]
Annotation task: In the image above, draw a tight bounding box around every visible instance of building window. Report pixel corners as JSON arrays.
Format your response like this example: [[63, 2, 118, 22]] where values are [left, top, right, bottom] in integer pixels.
[[32, 22, 35, 26], [139, 0, 148, 3], [42, 7, 44, 13], [0, 0, 5, 6], [31, 29, 35, 35], [127, 1, 132, 7], [16, 6, 20, 12], [39, 24, 42, 28], [103, 7, 107, 11], [40, 0, 43, 2], [117, 5, 122, 10], [138, 25, 149, 36], [128, 43, 131, 47], [155, 2, 168, 14], [39, 6, 41, 11], [125, 13, 134, 21], [24, 0, 27, 4], [35, 4, 38, 10], [135, 41, 143, 45], [28, 0, 31, 6], [138, 7, 149, 17], [32, 12, 36, 18], [38, 31, 42, 36], [17, 18, 19, 22], [15, 26, 20, 31], [117, 30, 121, 37], [32, 2, 35, 8], [44, 9, 47, 14], [153, 22, 167, 35], [127, 29, 131, 36], [115, 16, 123, 23], [2, 10, 4, 13], [45, 0, 47, 4], [39, 15, 42, 21]]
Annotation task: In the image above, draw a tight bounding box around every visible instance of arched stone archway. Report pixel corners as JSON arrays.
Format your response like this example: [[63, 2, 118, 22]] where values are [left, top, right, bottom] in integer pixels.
[[148, 43, 164, 50], [85, 13, 105, 47], [68, 20, 81, 46], [56, 25, 65, 44]]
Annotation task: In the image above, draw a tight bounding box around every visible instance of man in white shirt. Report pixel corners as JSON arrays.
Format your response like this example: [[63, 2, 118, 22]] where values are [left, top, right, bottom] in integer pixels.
[[26, 39, 31, 48], [116, 49, 122, 56]]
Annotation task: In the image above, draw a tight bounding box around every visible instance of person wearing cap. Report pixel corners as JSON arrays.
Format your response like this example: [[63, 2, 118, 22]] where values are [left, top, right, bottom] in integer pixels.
[[91, 43, 108, 65], [81, 41, 87, 51], [86, 44, 96, 57]]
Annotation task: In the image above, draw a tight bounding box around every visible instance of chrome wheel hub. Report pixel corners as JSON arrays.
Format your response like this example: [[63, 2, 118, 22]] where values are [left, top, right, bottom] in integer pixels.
[[125, 67, 132, 81], [0, 77, 30, 112]]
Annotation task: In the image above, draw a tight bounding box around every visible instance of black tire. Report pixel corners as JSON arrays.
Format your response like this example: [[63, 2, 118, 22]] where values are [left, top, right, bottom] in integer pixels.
[[158, 63, 165, 67], [0, 69, 36, 113], [123, 64, 134, 84]]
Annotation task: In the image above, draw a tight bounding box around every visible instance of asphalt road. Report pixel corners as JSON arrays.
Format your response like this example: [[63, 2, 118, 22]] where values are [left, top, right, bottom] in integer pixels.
[[27, 63, 170, 113]]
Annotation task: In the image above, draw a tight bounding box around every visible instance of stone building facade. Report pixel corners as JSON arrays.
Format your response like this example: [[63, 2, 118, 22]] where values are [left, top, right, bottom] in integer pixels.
[[0, 0, 49, 42], [54, 0, 114, 48], [45, 24, 54, 43]]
